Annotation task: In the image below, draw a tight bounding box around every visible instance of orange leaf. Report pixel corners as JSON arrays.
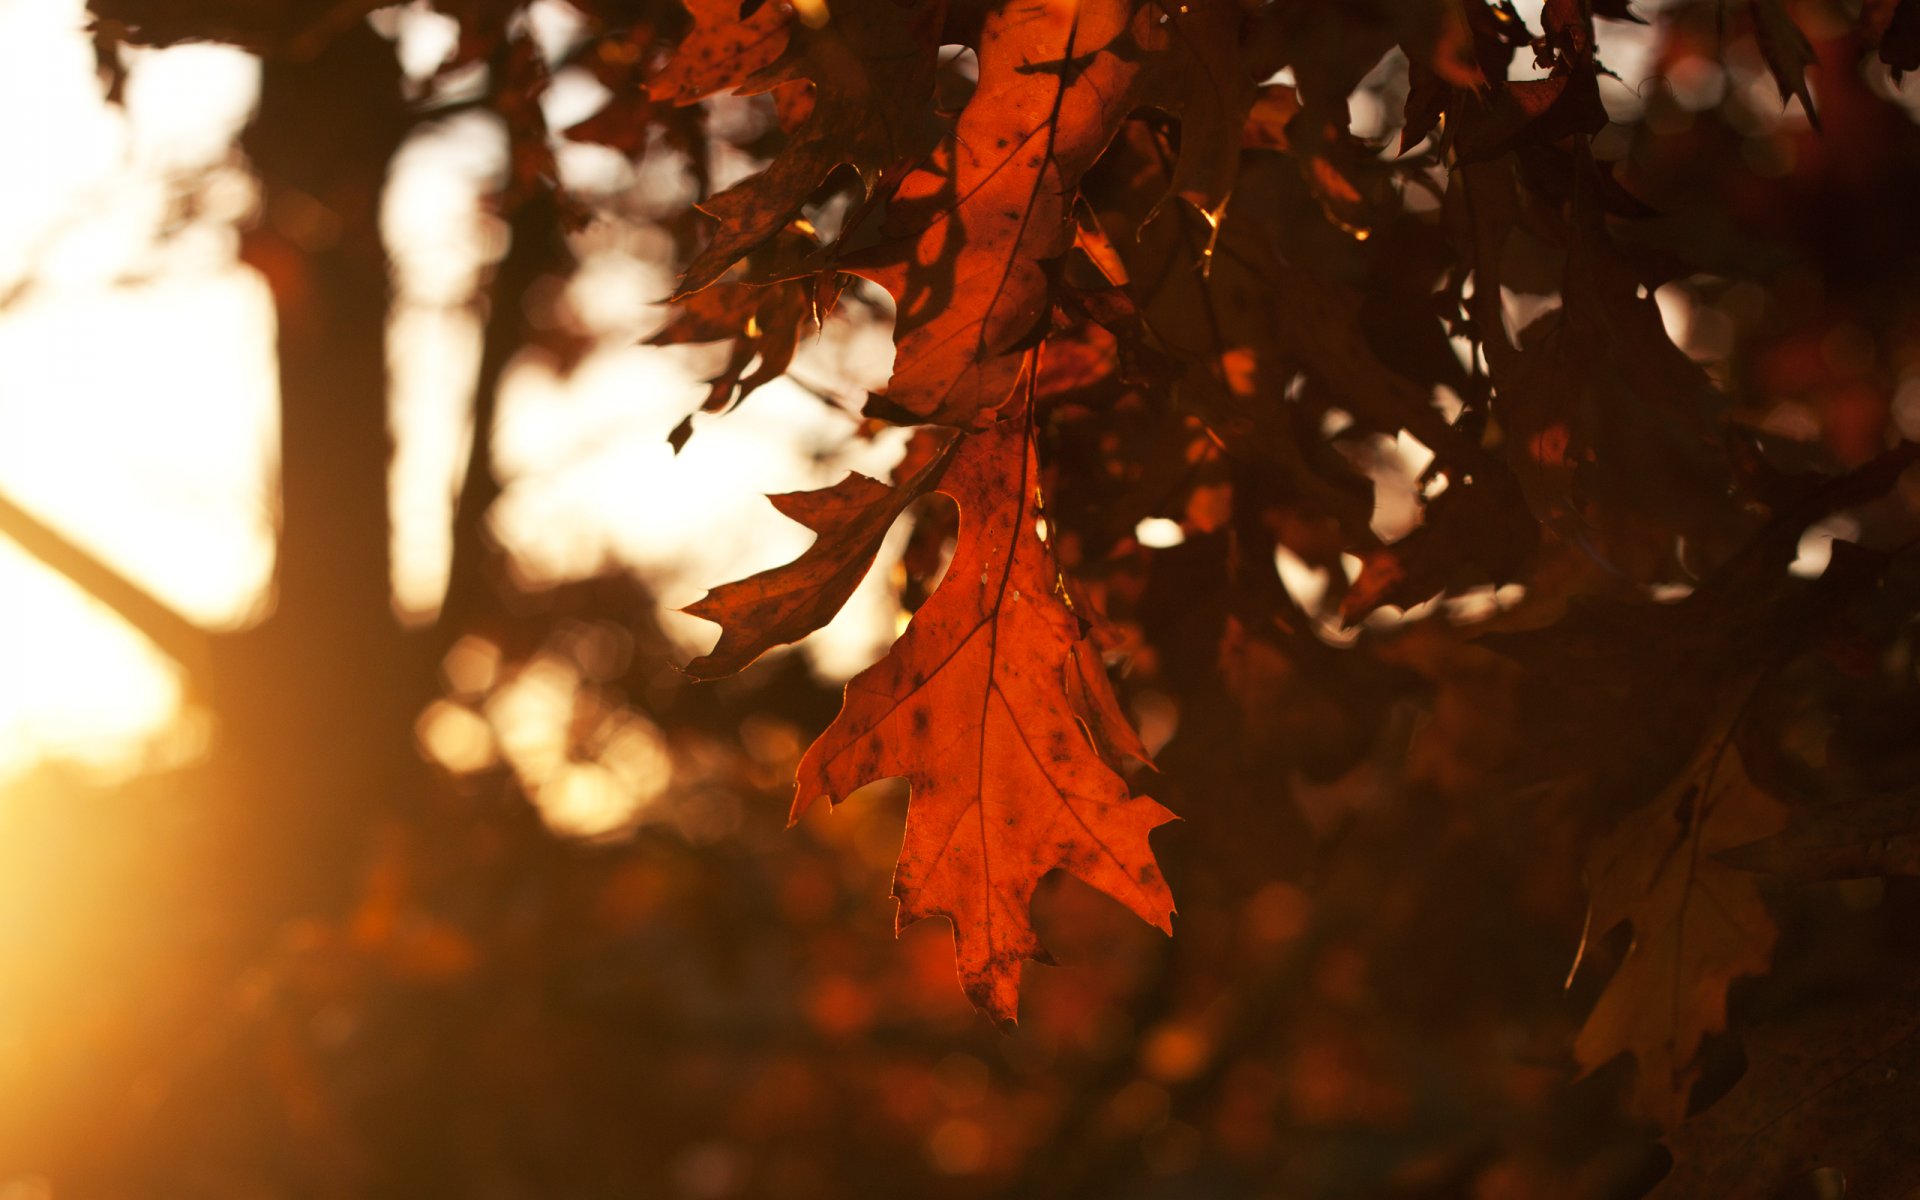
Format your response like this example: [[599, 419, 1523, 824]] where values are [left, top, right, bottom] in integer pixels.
[[795, 415, 1177, 1022], [649, 0, 792, 105], [843, 0, 1251, 426], [647, 275, 846, 420], [682, 427, 957, 678], [674, 0, 947, 295]]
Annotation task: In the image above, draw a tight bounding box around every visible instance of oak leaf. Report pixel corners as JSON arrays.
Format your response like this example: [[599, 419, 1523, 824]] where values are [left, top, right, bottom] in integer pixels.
[[1720, 789, 1920, 883], [649, 0, 791, 105], [1574, 739, 1787, 1129], [646, 275, 843, 423], [793, 416, 1177, 1022], [673, 0, 947, 295], [681, 427, 956, 679], [842, 0, 1250, 426], [1064, 639, 1155, 772], [1653, 970, 1920, 1197]]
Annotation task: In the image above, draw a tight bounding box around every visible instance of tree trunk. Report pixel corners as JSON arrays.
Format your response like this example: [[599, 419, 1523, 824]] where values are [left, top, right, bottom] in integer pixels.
[[218, 23, 427, 920]]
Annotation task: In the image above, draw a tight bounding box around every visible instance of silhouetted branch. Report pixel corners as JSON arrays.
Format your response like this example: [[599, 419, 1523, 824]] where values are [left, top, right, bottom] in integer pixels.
[[0, 486, 210, 675], [437, 147, 573, 644]]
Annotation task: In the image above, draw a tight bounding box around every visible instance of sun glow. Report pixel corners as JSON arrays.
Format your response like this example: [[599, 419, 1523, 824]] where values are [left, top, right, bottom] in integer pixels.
[[0, 0, 270, 780]]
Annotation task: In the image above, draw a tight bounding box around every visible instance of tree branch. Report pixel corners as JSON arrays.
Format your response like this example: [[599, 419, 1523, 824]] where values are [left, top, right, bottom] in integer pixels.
[[436, 172, 573, 646], [0, 487, 211, 676]]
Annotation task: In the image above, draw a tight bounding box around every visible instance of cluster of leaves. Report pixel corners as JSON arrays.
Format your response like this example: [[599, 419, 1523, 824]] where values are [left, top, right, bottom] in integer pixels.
[[50, 0, 1920, 1194], [617, 0, 1920, 1189]]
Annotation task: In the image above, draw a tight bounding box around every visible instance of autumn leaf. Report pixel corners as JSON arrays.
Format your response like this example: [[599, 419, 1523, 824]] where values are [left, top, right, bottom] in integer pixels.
[[1459, 152, 1740, 581], [840, 0, 1251, 426], [649, 0, 792, 105], [1720, 789, 1920, 883], [1653, 970, 1920, 1197], [681, 427, 956, 679], [1452, 0, 1608, 165], [1064, 639, 1155, 771], [1573, 738, 1787, 1129], [673, 0, 946, 296], [1084, 142, 1462, 557], [1752, 0, 1821, 129], [646, 275, 843, 422], [793, 414, 1177, 1022]]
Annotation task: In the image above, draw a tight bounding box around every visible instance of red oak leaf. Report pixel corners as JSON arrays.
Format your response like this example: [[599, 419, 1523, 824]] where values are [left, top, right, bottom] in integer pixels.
[[649, 0, 791, 105], [794, 414, 1177, 1022], [840, 0, 1251, 426], [673, 0, 947, 295], [681, 427, 957, 678]]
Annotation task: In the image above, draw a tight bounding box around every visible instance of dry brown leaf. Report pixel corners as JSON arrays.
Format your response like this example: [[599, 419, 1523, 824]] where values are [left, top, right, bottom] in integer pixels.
[[1574, 740, 1787, 1128]]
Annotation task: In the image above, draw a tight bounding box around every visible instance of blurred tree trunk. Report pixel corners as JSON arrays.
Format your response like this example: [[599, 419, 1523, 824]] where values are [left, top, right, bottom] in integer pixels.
[[215, 22, 426, 919]]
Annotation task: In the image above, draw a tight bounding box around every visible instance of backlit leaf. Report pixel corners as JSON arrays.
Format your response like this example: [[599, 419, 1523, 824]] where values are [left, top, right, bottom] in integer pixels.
[[794, 414, 1177, 1022], [682, 427, 957, 678]]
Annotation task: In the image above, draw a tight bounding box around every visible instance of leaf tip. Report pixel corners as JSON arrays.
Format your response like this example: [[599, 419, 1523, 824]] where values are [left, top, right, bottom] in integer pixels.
[[787, 788, 822, 828]]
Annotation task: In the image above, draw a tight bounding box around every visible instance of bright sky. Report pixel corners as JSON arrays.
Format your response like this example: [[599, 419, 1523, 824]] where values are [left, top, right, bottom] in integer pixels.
[[0, 0, 904, 785]]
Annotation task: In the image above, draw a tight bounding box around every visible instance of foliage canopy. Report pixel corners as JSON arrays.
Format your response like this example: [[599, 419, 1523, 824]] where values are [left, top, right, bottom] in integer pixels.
[[15, 0, 1920, 1194]]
